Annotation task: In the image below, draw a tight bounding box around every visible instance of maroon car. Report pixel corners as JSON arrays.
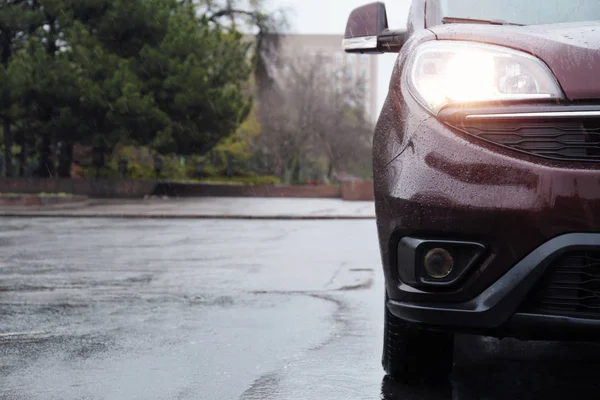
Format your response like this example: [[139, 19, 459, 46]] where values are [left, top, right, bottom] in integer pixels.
[[344, 0, 600, 385]]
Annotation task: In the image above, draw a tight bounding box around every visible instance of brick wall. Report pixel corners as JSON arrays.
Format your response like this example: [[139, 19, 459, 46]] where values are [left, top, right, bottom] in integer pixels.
[[0, 178, 362, 200], [0, 178, 156, 199], [341, 180, 375, 201], [153, 182, 341, 198]]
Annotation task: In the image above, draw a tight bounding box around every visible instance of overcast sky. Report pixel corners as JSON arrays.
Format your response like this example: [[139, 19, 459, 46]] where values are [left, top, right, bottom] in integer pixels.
[[266, 0, 412, 114]]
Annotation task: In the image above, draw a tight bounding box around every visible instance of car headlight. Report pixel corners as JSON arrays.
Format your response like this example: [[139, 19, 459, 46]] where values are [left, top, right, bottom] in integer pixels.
[[408, 41, 565, 114]]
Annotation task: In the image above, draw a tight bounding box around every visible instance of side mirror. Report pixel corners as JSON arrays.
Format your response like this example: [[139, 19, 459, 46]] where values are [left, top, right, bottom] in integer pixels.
[[342, 2, 406, 54]]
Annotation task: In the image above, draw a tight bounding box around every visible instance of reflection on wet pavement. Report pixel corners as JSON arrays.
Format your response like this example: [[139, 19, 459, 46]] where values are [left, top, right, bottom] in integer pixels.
[[383, 336, 600, 400]]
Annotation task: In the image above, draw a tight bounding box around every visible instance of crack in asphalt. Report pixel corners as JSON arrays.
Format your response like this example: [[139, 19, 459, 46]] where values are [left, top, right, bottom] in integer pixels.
[[336, 278, 374, 291], [326, 262, 347, 287], [237, 284, 366, 399]]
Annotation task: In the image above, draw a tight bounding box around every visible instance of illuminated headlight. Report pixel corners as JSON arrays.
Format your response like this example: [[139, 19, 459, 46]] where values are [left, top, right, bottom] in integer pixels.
[[409, 41, 565, 114]]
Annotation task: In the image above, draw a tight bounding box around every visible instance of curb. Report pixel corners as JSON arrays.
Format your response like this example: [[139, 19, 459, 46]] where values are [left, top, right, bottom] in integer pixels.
[[0, 213, 375, 220]]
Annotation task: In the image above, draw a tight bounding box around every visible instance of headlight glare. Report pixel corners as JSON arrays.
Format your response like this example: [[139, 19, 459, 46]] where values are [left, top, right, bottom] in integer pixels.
[[409, 42, 564, 113]]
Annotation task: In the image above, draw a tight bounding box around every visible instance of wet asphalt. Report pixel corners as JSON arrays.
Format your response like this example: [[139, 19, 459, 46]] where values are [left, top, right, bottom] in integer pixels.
[[2, 218, 600, 400]]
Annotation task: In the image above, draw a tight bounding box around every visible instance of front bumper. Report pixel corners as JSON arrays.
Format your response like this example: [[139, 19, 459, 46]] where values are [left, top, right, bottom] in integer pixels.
[[375, 86, 600, 338], [375, 88, 600, 306], [388, 233, 600, 337]]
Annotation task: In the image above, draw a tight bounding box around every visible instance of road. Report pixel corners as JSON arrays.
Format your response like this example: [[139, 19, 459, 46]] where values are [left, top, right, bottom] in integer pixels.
[[2, 218, 600, 400]]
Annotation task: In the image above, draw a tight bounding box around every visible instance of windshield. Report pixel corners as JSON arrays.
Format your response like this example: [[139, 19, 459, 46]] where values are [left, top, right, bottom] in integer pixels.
[[437, 0, 600, 26]]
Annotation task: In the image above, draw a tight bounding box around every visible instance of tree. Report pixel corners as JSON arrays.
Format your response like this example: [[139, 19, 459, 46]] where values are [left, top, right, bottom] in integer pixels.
[[138, 4, 253, 155], [183, 0, 288, 106], [256, 53, 373, 183], [0, 0, 42, 176], [318, 65, 373, 180], [209, 101, 261, 176], [8, 21, 171, 177], [29, 0, 173, 176], [1, 0, 259, 177], [66, 0, 172, 59]]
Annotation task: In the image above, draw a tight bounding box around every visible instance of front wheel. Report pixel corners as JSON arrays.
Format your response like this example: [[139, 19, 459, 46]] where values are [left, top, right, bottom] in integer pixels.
[[382, 294, 454, 385]]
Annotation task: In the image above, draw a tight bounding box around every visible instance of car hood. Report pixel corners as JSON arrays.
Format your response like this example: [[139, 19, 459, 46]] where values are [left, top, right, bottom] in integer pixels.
[[429, 21, 600, 100]]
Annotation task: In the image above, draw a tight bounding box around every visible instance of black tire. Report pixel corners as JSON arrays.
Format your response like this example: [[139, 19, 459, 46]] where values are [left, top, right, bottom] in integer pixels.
[[382, 294, 455, 385]]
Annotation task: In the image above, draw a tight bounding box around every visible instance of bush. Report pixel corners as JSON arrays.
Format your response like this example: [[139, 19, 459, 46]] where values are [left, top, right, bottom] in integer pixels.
[[200, 175, 281, 185], [79, 144, 189, 180]]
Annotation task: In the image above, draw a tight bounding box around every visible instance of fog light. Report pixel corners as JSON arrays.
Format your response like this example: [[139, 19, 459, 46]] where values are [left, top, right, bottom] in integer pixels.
[[424, 248, 454, 279]]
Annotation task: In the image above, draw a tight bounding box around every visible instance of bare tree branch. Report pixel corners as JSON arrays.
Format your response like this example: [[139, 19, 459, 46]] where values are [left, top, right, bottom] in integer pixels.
[[255, 52, 373, 183]]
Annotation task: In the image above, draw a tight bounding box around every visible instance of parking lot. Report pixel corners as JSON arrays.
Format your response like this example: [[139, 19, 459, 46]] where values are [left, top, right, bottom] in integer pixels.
[[2, 218, 600, 399]]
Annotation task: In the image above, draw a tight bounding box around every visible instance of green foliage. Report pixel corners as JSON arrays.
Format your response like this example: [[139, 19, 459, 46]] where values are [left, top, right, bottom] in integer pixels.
[[200, 175, 281, 185], [108, 145, 156, 179], [217, 105, 260, 157], [138, 5, 253, 155], [88, 0, 172, 59], [78, 142, 281, 185], [0, 0, 256, 177], [80, 144, 187, 180]]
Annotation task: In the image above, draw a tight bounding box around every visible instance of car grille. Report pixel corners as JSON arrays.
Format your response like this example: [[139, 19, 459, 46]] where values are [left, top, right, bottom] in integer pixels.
[[524, 251, 600, 319], [453, 117, 600, 162]]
